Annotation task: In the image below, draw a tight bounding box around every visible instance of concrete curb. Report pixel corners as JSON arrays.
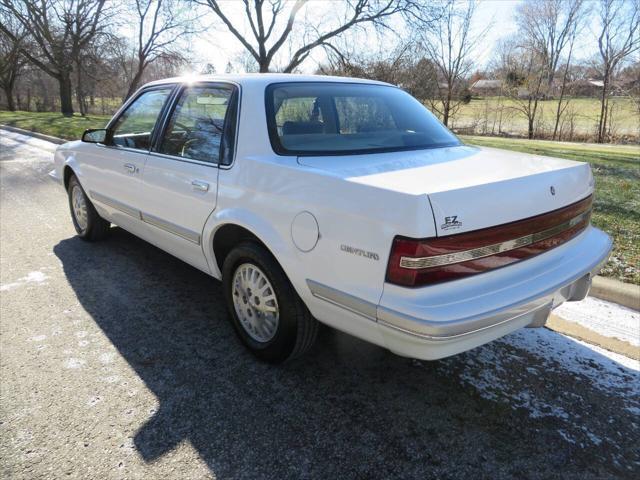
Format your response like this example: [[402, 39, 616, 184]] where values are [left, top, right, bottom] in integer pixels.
[[546, 314, 639, 360], [2, 124, 639, 311], [0, 124, 67, 145], [589, 276, 639, 311]]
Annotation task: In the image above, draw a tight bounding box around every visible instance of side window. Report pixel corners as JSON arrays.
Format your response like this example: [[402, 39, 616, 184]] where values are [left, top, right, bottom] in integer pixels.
[[274, 96, 324, 136], [159, 85, 235, 164], [111, 88, 173, 150]]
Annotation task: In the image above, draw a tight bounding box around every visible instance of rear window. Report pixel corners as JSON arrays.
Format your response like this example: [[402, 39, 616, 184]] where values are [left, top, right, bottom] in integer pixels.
[[265, 82, 460, 156]]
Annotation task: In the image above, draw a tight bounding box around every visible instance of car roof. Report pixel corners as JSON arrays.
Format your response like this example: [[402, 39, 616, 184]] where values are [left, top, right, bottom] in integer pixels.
[[143, 73, 394, 89]]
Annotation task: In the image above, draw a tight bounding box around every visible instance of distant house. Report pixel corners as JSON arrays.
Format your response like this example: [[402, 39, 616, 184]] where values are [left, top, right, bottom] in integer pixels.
[[567, 79, 604, 97], [470, 79, 502, 96]]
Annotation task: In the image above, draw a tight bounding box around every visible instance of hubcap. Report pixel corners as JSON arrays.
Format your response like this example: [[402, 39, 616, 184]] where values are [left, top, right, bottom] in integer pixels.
[[71, 185, 88, 231], [232, 263, 279, 343]]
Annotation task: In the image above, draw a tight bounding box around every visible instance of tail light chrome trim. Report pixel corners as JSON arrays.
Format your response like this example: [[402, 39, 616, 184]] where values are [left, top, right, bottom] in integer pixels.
[[386, 195, 593, 287], [399, 209, 591, 270]]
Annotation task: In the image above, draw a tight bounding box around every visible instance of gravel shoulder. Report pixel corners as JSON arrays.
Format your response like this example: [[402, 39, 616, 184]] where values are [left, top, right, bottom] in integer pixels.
[[1, 130, 638, 480]]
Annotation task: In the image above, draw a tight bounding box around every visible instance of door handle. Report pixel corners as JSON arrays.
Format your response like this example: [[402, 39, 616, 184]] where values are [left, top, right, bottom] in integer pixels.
[[124, 163, 137, 174], [191, 180, 209, 192]]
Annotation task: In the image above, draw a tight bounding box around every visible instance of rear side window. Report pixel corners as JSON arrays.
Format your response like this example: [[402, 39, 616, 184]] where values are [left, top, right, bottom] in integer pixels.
[[266, 82, 460, 156], [110, 87, 173, 151], [158, 85, 237, 165]]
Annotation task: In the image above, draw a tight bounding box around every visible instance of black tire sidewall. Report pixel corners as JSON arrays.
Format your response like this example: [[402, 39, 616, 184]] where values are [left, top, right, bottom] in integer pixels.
[[222, 243, 299, 362]]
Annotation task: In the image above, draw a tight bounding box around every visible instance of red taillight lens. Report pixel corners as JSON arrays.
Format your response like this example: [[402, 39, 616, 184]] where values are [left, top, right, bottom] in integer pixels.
[[386, 195, 592, 287]]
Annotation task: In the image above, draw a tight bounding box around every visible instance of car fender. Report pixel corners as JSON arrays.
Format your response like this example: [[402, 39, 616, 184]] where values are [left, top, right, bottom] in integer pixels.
[[55, 146, 83, 188], [202, 207, 297, 282]]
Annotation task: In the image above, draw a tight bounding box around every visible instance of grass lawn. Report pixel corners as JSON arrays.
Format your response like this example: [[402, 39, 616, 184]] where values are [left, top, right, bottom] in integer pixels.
[[1, 111, 637, 284], [451, 97, 639, 140], [0, 110, 110, 140], [462, 135, 640, 285]]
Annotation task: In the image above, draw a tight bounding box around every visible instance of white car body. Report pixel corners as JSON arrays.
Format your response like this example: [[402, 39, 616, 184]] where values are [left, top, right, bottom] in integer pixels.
[[51, 74, 612, 360]]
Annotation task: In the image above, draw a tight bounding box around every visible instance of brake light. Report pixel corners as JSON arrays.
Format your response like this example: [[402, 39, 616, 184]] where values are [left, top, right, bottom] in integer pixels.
[[386, 195, 592, 287]]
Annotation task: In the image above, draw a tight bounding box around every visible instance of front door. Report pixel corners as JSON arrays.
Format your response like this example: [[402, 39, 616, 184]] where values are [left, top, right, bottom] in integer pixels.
[[82, 86, 174, 232], [138, 83, 238, 271]]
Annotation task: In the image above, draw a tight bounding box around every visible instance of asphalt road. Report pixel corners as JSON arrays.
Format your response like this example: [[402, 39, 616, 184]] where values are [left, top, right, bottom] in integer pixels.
[[1, 130, 638, 480]]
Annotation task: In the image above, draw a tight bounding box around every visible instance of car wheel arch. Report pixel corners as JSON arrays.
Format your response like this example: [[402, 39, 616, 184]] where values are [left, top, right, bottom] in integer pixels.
[[204, 211, 296, 282], [63, 165, 76, 191]]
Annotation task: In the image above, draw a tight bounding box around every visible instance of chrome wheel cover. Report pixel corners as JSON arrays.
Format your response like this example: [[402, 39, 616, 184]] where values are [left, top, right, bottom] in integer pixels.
[[232, 263, 279, 343], [71, 185, 88, 231]]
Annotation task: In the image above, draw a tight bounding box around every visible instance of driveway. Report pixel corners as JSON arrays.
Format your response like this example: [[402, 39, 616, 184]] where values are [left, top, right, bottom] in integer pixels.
[[1, 129, 638, 479]]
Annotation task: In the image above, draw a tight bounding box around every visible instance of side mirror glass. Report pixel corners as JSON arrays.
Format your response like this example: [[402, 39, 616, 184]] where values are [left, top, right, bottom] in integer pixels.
[[82, 128, 108, 144]]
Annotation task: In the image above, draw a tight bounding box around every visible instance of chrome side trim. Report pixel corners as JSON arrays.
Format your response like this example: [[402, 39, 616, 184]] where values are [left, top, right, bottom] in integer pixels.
[[306, 280, 377, 321], [400, 210, 591, 269], [90, 190, 141, 219], [141, 212, 201, 245], [89, 191, 201, 245]]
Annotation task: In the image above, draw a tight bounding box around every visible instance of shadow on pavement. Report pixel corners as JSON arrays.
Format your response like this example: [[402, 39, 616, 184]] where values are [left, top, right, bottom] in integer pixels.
[[54, 228, 637, 479]]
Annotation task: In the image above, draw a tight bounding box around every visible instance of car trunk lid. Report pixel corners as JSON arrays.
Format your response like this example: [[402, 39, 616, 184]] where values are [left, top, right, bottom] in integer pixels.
[[298, 145, 594, 236]]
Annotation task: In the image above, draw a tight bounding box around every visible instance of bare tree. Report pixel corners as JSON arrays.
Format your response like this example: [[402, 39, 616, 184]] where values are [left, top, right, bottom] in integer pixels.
[[195, 0, 428, 73], [0, 0, 107, 116], [0, 12, 27, 111], [122, 0, 196, 100], [595, 0, 640, 143], [419, 0, 486, 126]]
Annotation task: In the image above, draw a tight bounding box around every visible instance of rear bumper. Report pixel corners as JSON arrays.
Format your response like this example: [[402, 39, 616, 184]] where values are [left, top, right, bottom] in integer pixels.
[[376, 226, 612, 360]]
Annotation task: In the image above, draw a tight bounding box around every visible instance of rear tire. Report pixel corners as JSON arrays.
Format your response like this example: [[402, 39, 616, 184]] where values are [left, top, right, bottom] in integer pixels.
[[67, 175, 110, 241], [222, 242, 318, 363]]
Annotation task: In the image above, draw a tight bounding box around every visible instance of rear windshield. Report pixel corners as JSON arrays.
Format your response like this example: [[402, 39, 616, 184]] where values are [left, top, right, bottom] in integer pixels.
[[265, 82, 460, 156]]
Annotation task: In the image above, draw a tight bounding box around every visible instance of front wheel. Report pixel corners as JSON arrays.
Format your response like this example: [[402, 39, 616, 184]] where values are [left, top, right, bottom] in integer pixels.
[[67, 175, 110, 241], [222, 242, 318, 363]]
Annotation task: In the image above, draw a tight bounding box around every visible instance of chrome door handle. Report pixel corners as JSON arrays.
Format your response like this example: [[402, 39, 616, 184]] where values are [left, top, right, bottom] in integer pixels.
[[191, 180, 209, 192], [124, 163, 137, 174]]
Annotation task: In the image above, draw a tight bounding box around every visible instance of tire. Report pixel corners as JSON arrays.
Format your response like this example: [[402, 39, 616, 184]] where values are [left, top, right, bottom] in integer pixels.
[[67, 174, 110, 241], [222, 242, 318, 363]]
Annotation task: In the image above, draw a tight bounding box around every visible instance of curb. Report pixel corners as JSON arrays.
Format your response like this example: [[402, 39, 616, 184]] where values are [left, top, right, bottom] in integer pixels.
[[589, 276, 639, 311], [0, 124, 67, 145], [546, 314, 639, 360], [2, 124, 640, 311]]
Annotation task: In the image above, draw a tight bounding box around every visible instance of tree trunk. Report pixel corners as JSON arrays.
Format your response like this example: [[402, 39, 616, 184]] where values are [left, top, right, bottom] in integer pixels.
[[58, 72, 74, 117], [597, 72, 609, 143], [3, 86, 16, 111], [124, 68, 145, 101]]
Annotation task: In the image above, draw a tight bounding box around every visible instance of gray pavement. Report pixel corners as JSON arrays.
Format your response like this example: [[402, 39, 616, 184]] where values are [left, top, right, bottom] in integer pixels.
[[1, 129, 638, 480]]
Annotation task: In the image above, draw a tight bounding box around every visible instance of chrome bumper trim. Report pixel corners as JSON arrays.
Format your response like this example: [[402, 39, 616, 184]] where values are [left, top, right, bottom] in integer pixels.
[[308, 230, 612, 342], [381, 235, 612, 340]]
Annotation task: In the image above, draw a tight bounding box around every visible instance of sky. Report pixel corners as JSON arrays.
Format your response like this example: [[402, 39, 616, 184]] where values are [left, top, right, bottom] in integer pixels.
[[186, 0, 602, 76]]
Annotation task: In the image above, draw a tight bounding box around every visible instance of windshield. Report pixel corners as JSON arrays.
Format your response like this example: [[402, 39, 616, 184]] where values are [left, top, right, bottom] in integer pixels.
[[265, 82, 460, 156]]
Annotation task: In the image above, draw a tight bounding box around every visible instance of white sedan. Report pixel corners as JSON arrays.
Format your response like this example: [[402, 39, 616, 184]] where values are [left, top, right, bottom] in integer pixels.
[[51, 74, 612, 363]]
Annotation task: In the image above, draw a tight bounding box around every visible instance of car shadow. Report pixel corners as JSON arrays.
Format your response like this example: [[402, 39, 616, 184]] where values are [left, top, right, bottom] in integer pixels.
[[53, 228, 639, 479]]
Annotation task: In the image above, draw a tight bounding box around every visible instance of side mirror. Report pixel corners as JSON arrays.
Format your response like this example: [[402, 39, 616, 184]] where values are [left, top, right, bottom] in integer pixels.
[[82, 128, 108, 144]]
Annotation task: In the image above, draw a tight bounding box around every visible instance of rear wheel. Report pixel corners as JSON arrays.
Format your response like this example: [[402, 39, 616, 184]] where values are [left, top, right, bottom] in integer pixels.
[[222, 242, 318, 363], [67, 175, 110, 241]]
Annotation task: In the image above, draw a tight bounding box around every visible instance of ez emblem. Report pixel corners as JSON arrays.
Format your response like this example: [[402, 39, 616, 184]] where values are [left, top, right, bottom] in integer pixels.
[[441, 215, 462, 231]]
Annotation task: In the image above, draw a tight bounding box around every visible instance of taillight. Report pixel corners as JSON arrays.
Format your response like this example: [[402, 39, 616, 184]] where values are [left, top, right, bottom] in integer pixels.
[[386, 195, 592, 287]]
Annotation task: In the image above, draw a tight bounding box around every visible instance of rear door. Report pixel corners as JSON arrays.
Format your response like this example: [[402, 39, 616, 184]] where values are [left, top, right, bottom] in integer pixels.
[[138, 82, 239, 270]]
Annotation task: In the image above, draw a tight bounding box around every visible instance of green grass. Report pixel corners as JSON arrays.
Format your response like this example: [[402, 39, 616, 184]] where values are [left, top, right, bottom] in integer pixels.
[[462, 135, 640, 285], [0, 111, 110, 140], [1, 111, 637, 284]]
